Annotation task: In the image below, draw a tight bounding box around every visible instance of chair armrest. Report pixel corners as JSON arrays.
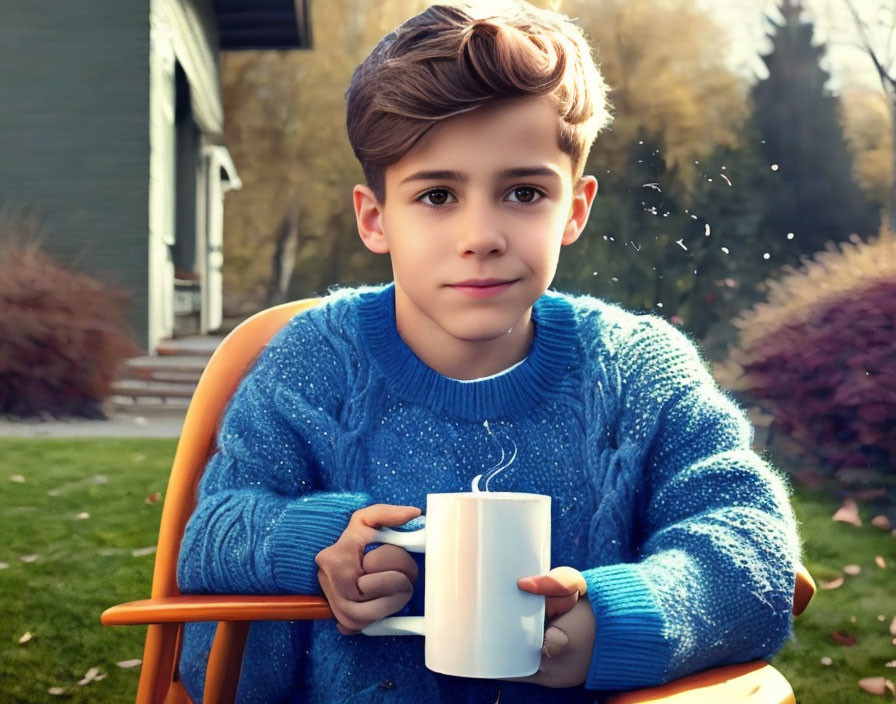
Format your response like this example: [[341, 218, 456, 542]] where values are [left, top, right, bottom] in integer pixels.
[[793, 564, 815, 616], [101, 594, 333, 626], [606, 661, 794, 704]]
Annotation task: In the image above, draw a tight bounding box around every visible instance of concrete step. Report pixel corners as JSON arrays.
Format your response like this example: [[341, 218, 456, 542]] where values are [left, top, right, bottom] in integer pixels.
[[124, 355, 209, 383], [106, 395, 192, 416], [111, 379, 197, 399], [156, 335, 224, 357]]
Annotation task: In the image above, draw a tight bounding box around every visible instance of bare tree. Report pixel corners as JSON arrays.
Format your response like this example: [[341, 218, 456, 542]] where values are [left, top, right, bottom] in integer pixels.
[[844, 0, 896, 231]]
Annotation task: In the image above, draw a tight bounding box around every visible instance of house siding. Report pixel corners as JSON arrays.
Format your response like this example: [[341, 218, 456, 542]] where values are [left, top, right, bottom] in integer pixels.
[[0, 1, 153, 349]]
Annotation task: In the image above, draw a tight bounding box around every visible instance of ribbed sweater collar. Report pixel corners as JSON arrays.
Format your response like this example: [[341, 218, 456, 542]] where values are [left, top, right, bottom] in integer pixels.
[[356, 284, 579, 421]]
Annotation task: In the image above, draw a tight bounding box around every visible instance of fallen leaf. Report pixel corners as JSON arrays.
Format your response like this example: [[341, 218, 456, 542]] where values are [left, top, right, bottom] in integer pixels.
[[876, 556, 888, 569], [76, 512, 90, 520], [858, 677, 888, 695], [833, 499, 862, 526], [820, 576, 844, 590], [131, 546, 157, 557], [18, 631, 32, 644], [871, 515, 892, 530], [831, 630, 857, 646], [880, 615, 888, 622], [145, 492, 162, 504], [9, 474, 25, 483], [77, 667, 105, 685], [886, 661, 896, 668], [116, 659, 142, 669], [0, 562, 8, 569], [843, 564, 861, 576], [820, 656, 833, 666], [890, 616, 896, 636], [19, 555, 38, 563], [48, 687, 66, 696]]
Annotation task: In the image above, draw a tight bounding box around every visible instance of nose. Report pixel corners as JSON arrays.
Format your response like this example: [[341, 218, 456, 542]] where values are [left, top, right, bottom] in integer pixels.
[[456, 201, 507, 257]]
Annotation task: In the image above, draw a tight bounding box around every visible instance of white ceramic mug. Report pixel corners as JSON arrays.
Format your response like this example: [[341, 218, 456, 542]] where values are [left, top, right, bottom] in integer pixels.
[[362, 492, 551, 679]]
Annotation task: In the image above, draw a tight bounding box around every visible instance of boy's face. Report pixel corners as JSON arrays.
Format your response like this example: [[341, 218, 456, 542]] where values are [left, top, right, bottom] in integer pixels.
[[354, 96, 597, 378]]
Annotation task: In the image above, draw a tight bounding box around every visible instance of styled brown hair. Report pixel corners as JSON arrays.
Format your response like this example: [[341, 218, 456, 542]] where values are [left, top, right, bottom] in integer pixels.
[[345, 1, 612, 201]]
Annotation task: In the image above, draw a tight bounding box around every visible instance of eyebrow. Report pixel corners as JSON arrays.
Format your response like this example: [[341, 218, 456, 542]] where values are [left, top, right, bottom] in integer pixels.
[[399, 166, 562, 185]]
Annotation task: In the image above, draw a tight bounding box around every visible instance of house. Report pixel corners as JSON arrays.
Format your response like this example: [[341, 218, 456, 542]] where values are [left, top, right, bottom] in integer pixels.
[[0, 0, 311, 352]]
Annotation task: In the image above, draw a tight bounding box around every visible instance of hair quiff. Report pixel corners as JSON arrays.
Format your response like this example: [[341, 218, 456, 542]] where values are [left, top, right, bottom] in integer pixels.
[[345, 1, 612, 201]]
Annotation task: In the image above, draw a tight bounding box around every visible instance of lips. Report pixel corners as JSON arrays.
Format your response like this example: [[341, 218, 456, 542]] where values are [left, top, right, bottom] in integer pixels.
[[447, 279, 517, 298]]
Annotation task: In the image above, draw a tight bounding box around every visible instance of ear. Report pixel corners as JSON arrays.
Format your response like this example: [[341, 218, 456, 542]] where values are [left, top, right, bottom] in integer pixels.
[[561, 176, 598, 246], [353, 184, 390, 254]]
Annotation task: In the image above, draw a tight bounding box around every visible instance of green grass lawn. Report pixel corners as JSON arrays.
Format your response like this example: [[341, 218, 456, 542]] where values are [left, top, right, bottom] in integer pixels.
[[0, 438, 893, 703]]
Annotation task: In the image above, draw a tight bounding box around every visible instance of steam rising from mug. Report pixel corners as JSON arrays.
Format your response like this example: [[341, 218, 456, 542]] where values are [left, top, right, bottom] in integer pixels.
[[471, 420, 518, 492]]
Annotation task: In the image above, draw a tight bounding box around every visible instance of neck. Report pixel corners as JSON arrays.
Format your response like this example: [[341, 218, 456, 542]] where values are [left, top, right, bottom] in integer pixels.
[[398, 313, 534, 380]]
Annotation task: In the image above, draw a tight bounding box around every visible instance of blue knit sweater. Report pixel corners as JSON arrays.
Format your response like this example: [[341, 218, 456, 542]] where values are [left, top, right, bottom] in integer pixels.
[[177, 284, 799, 703]]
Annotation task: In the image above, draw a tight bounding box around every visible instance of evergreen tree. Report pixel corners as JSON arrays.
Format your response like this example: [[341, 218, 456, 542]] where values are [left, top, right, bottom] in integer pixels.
[[751, 0, 879, 269]]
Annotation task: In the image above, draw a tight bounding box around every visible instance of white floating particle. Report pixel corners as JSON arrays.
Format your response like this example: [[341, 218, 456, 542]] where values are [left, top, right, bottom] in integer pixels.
[[763, 253, 770, 260], [771, 164, 779, 171], [704, 224, 711, 237], [721, 247, 730, 254], [675, 239, 688, 251], [787, 232, 794, 240]]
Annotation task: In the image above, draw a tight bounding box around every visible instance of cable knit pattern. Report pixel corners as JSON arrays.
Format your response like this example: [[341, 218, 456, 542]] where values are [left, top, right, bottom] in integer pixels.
[[177, 284, 799, 703]]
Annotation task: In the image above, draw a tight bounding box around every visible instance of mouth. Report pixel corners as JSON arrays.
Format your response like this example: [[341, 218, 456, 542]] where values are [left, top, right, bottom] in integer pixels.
[[446, 279, 518, 297]]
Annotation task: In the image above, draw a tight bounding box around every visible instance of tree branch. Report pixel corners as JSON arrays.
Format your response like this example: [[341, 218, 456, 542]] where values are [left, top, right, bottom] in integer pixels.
[[843, 0, 896, 96]]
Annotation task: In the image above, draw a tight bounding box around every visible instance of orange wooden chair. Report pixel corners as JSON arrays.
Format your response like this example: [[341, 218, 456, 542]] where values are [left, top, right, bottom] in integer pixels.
[[101, 298, 816, 704]]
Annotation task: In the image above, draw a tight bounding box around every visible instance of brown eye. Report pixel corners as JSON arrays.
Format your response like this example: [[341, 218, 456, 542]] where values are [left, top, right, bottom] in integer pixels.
[[425, 189, 450, 205], [508, 187, 543, 204]]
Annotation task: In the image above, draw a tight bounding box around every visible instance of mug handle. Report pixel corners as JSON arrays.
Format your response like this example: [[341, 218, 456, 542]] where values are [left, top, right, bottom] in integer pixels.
[[361, 524, 426, 637]]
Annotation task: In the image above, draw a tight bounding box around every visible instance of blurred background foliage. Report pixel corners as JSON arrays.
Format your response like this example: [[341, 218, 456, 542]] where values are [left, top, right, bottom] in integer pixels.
[[218, 0, 887, 354], [212, 0, 896, 484]]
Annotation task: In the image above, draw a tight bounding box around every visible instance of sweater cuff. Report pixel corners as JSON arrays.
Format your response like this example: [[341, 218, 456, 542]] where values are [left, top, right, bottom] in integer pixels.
[[582, 564, 673, 690], [268, 492, 370, 594]]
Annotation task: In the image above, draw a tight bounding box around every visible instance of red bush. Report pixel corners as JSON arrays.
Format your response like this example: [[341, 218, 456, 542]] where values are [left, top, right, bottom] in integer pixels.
[[0, 230, 139, 417], [738, 278, 896, 470]]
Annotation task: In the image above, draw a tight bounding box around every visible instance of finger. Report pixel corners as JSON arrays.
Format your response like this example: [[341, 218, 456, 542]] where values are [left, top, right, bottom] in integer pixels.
[[336, 590, 415, 634], [316, 548, 365, 601], [362, 544, 419, 583], [545, 593, 579, 620], [356, 570, 415, 601], [353, 503, 422, 530], [518, 567, 586, 597], [541, 625, 569, 659]]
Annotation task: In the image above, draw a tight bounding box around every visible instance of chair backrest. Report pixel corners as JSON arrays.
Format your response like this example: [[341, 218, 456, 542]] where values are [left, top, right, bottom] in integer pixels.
[[150, 298, 320, 599]]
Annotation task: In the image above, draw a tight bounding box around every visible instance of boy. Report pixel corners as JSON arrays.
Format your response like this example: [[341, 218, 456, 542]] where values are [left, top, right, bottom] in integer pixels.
[[177, 2, 800, 702]]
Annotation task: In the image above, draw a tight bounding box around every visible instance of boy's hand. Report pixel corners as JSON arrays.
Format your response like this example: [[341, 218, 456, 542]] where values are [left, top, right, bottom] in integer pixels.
[[504, 598, 596, 688], [511, 566, 593, 688], [315, 503, 422, 635]]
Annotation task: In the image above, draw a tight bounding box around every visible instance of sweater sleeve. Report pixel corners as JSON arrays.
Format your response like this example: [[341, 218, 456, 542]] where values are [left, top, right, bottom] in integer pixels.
[[177, 311, 371, 596], [581, 316, 800, 690]]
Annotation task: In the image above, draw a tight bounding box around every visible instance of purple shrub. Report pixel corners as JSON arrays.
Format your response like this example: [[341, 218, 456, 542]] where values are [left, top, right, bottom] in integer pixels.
[[0, 230, 139, 417], [736, 278, 896, 471]]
